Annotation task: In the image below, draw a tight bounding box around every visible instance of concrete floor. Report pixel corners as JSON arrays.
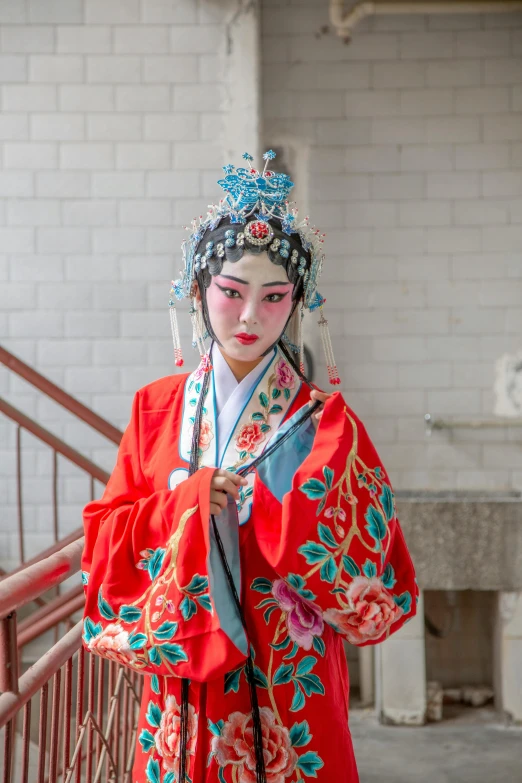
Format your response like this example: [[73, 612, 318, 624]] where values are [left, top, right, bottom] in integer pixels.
[[350, 707, 522, 783]]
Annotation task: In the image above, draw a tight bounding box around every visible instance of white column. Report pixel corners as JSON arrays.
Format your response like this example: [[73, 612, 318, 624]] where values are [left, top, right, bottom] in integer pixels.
[[494, 591, 522, 723], [374, 590, 427, 725], [221, 0, 261, 162], [358, 646, 375, 706]]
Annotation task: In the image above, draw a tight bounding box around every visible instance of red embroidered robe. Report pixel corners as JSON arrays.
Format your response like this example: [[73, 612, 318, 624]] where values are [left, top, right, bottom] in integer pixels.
[[82, 352, 418, 783]]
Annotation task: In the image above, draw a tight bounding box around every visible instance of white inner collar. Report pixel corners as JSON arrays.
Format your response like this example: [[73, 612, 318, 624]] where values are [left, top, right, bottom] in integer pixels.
[[211, 344, 275, 419]]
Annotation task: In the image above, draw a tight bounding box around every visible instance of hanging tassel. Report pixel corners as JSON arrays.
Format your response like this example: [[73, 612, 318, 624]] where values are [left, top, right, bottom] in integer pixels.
[[190, 303, 207, 358], [169, 305, 184, 367], [318, 305, 341, 386], [178, 678, 190, 783], [298, 304, 305, 375]]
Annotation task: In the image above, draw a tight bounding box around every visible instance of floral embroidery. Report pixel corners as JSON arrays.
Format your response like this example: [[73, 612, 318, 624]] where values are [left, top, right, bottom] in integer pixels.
[[212, 707, 297, 783], [154, 695, 198, 773], [272, 580, 323, 652], [209, 711, 323, 782], [193, 352, 212, 382], [86, 622, 137, 665], [274, 359, 295, 391], [324, 576, 402, 645], [236, 421, 266, 454], [198, 417, 214, 452]]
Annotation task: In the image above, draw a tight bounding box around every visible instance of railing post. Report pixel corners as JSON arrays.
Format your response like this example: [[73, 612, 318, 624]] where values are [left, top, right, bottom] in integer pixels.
[[0, 612, 19, 694]]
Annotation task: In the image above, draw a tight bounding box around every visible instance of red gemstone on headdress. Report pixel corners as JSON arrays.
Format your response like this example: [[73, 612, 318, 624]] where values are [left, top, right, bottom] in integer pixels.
[[250, 221, 269, 239], [265, 171, 272, 177]]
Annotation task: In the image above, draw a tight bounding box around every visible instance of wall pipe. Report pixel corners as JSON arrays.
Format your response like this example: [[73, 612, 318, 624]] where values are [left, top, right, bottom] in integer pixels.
[[330, 0, 522, 40]]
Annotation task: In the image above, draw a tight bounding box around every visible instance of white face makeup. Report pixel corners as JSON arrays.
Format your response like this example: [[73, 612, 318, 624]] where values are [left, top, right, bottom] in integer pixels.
[[202, 252, 294, 362]]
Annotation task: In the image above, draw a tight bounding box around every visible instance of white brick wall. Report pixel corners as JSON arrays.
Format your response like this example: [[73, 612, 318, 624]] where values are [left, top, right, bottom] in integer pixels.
[[1, 0, 522, 569], [0, 0, 237, 569], [263, 0, 522, 492]]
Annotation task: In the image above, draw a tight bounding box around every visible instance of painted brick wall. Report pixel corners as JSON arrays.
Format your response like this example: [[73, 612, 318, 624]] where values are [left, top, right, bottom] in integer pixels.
[[1, 0, 522, 569], [262, 0, 522, 493], [0, 0, 235, 567]]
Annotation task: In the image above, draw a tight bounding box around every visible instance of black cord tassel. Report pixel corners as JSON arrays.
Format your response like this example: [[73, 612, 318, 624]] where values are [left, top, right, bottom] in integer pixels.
[[178, 677, 190, 783]]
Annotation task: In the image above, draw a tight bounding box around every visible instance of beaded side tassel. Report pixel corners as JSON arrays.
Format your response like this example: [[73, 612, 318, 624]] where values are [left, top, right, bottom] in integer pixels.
[[318, 305, 341, 386], [169, 282, 184, 367]]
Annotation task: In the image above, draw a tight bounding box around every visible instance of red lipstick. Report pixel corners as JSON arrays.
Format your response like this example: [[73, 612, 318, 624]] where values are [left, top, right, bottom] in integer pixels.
[[235, 333, 259, 345]]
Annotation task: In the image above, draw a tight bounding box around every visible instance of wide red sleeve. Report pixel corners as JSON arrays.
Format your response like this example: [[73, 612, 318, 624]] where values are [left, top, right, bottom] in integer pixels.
[[81, 388, 246, 681], [253, 391, 418, 646]]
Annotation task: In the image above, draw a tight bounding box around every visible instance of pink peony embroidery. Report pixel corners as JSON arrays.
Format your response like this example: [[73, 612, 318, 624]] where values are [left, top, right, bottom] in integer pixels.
[[272, 579, 324, 651], [87, 623, 136, 664], [212, 707, 297, 783], [324, 576, 402, 645], [198, 418, 214, 452], [274, 359, 295, 391], [236, 421, 266, 454], [154, 695, 198, 773]]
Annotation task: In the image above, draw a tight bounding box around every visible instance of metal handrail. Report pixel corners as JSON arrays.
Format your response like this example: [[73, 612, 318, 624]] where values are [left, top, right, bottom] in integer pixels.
[[17, 584, 85, 648], [0, 345, 123, 445], [3, 527, 84, 581], [0, 538, 84, 619], [0, 621, 83, 727]]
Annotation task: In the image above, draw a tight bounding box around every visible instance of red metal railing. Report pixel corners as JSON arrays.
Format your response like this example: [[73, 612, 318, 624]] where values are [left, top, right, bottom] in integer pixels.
[[0, 540, 142, 783], [0, 345, 122, 573]]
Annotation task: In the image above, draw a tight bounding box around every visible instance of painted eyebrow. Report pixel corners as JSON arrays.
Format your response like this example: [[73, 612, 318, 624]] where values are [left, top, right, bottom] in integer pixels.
[[217, 274, 292, 288]]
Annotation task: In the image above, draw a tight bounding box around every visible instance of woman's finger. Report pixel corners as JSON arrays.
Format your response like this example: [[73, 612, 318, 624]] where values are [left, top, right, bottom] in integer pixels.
[[211, 476, 240, 498], [209, 490, 228, 510]]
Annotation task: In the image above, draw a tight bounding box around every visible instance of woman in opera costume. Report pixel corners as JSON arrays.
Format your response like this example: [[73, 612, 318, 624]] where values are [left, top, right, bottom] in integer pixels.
[[81, 151, 418, 783]]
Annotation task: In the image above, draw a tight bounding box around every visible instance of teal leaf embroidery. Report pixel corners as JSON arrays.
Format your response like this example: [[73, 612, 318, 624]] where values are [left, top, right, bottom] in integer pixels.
[[365, 506, 387, 543], [270, 635, 291, 652], [119, 605, 142, 624], [196, 593, 212, 612], [251, 411, 265, 421], [394, 591, 412, 614], [151, 674, 160, 695], [180, 596, 197, 621], [319, 557, 336, 583], [380, 482, 395, 521], [382, 563, 397, 589], [297, 750, 324, 777], [289, 720, 312, 748], [97, 591, 116, 621], [251, 577, 273, 594], [146, 756, 160, 783], [224, 667, 242, 694], [218, 767, 227, 783], [290, 681, 305, 712], [269, 404, 283, 415], [146, 701, 162, 729], [253, 666, 269, 689], [81, 571, 89, 585], [128, 632, 147, 650], [295, 656, 317, 677], [208, 718, 225, 737], [322, 466, 334, 490], [362, 559, 377, 579], [273, 663, 294, 686], [283, 642, 299, 661], [284, 387, 291, 400], [312, 636, 325, 657], [148, 548, 165, 581], [272, 388, 281, 399], [83, 617, 102, 644], [139, 728, 156, 752], [259, 391, 269, 408], [160, 643, 188, 665], [317, 523, 336, 549], [298, 541, 329, 565], [153, 621, 178, 641], [342, 555, 361, 578], [185, 574, 209, 595], [299, 478, 326, 500], [148, 646, 161, 666]]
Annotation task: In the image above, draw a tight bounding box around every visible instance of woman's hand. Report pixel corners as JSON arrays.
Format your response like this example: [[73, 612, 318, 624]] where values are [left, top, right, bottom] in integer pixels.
[[209, 468, 248, 516], [309, 389, 333, 430]]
